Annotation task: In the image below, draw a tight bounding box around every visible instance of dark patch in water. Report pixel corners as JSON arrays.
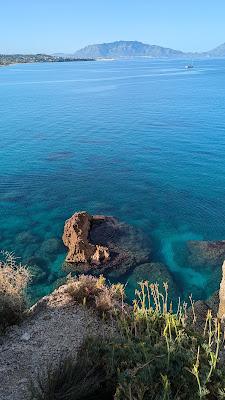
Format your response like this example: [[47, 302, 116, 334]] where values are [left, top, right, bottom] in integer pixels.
[[45, 151, 74, 161]]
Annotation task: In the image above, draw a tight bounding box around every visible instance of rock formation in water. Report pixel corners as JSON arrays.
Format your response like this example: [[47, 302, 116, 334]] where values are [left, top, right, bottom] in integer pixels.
[[186, 240, 225, 295], [62, 211, 152, 277], [218, 261, 225, 319], [63, 211, 110, 265]]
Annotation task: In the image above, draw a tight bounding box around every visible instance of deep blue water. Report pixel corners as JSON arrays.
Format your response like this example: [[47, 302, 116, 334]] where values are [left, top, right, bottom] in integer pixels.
[[1, 58, 225, 301]]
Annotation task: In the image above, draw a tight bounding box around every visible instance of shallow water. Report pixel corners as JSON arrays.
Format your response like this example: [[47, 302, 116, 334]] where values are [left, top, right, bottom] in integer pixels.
[[1, 58, 225, 301]]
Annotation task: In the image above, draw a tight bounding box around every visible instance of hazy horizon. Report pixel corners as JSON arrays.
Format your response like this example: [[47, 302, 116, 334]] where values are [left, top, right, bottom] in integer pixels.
[[1, 39, 225, 56], [1, 0, 225, 54]]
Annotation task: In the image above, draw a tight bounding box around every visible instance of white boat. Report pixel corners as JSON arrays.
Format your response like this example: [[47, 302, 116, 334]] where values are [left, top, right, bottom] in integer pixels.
[[185, 60, 194, 69]]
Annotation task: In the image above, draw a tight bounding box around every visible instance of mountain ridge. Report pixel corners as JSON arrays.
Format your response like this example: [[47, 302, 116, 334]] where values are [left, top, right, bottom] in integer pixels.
[[66, 40, 225, 59]]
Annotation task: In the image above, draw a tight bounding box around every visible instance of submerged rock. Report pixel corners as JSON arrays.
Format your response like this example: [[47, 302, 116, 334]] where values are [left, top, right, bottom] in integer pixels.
[[126, 262, 178, 300], [187, 240, 225, 268], [35, 238, 64, 261], [188, 261, 225, 328], [16, 231, 39, 245], [63, 211, 152, 277], [39, 238, 61, 255]]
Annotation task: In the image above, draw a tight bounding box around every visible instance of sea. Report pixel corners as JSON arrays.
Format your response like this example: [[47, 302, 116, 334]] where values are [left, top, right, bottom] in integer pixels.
[[1, 58, 225, 302]]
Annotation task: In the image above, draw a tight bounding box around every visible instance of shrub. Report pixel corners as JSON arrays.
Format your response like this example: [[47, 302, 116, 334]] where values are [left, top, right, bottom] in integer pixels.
[[28, 352, 116, 400], [0, 251, 30, 331], [30, 280, 225, 400], [85, 282, 225, 400], [66, 274, 125, 316]]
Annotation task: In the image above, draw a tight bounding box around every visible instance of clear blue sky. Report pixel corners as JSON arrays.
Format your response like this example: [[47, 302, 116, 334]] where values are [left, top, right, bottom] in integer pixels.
[[1, 0, 225, 54]]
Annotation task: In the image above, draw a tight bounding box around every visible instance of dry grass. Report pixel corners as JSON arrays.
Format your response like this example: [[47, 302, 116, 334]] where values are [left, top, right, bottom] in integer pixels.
[[0, 251, 30, 331], [65, 274, 125, 316]]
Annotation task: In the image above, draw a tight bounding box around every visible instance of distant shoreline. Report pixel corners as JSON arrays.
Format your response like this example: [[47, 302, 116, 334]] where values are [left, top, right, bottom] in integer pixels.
[[0, 55, 95, 67]]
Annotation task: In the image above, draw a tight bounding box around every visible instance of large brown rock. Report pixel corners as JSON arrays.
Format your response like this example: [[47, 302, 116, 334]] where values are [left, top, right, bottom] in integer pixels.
[[63, 211, 152, 277], [62, 212, 109, 265]]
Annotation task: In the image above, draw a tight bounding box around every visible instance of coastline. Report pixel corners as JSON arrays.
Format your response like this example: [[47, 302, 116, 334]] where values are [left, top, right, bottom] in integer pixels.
[[0, 56, 95, 68]]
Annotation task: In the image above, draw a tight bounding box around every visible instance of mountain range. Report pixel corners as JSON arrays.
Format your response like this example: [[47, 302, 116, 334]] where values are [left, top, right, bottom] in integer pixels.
[[58, 40, 225, 59]]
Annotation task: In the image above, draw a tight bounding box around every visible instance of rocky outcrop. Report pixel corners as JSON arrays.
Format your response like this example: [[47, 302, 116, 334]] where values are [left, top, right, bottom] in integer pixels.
[[218, 261, 225, 319], [63, 212, 110, 265], [0, 283, 113, 400], [63, 211, 152, 277]]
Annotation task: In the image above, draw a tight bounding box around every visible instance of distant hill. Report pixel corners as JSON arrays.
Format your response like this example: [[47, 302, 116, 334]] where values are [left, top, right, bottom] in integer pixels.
[[73, 41, 185, 59], [204, 43, 225, 57], [72, 40, 225, 59]]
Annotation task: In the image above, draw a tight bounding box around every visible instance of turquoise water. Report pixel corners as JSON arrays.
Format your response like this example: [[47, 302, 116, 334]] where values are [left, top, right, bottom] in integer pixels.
[[1, 58, 225, 301]]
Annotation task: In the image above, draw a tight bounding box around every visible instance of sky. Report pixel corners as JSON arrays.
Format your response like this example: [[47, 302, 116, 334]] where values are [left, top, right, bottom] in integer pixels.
[[1, 0, 225, 54]]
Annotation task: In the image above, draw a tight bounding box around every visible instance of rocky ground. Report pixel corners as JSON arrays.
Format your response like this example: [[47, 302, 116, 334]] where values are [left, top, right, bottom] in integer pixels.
[[0, 284, 114, 400]]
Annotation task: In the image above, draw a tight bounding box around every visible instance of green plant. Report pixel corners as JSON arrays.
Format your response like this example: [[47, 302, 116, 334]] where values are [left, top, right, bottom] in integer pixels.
[[0, 251, 30, 332], [81, 281, 225, 400], [30, 280, 225, 400], [28, 352, 116, 400]]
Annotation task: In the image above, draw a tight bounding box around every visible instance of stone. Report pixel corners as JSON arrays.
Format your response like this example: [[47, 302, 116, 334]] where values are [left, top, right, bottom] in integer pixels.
[[21, 333, 31, 342], [62, 211, 110, 265], [63, 211, 152, 277]]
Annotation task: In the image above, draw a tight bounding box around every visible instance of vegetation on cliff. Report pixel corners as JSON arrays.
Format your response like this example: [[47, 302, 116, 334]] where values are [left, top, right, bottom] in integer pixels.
[[29, 277, 225, 400], [1, 249, 225, 399]]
